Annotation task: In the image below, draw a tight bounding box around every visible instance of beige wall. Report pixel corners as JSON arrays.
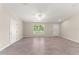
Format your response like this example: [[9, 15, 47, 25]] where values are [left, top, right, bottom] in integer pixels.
[[60, 15, 79, 43], [23, 22, 59, 37], [0, 4, 23, 50], [10, 18, 23, 44], [15, 19, 23, 41], [53, 24, 60, 36], [0, 5, 10, 50]]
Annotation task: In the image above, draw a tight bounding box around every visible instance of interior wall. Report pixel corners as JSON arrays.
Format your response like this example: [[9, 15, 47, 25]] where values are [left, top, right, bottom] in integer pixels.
[[10, 18, 23, 44], [15, 19, 23, 41], [53, 24, 60, 36], [60, 15, 79, 43], [23, 22, 60, 37], [0, 4, 23, 50], [0, 4, 10, 50]]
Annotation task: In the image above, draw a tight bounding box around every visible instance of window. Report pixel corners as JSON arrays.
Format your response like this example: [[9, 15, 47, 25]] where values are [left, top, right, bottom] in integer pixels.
[[33, 24, 45, 34]]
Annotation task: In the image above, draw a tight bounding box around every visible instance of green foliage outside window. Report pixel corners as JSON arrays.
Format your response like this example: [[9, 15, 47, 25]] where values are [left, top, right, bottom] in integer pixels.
[[33, 24, 45, 34]]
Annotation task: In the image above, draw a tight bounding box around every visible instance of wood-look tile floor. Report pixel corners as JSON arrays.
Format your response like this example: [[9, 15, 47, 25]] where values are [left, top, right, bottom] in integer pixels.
[[0, 37, 79, 55]]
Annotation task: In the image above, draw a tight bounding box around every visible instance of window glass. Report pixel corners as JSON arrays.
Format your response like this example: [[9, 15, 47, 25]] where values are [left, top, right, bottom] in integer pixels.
[[33, 24, 45, 34]]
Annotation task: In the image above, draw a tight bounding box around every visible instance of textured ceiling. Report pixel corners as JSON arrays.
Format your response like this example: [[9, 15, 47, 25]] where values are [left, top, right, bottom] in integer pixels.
[[2, 3, 79, 23]]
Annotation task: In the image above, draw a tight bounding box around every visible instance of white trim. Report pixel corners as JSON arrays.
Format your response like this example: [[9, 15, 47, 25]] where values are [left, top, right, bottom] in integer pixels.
[[60, 36, 79, 43], [10, 37, 23, 45], [0, 37, 23, 51], [0, 44, 10, 51]]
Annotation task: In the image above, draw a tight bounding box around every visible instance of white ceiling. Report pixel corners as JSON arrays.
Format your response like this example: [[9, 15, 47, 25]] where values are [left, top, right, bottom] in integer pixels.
[[2, 3, 79, 23]]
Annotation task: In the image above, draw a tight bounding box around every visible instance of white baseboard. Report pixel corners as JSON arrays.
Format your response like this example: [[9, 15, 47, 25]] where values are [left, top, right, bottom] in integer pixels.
[[60, 36, 79, 43], [0, 44, 10, 51], [0, 37, 23, 51], [10, 37, 23, 45], [23, 36, 59, 38]]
